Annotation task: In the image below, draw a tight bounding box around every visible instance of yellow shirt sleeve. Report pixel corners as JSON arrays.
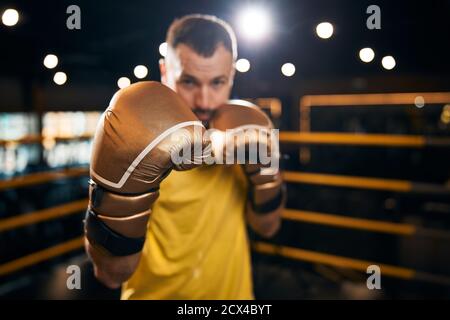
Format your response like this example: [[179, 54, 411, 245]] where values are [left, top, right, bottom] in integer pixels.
[[121, 164, 254, 299]]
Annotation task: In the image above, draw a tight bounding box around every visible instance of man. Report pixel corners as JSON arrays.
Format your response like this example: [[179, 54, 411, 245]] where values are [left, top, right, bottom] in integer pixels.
[[85, 14, 285, 299]]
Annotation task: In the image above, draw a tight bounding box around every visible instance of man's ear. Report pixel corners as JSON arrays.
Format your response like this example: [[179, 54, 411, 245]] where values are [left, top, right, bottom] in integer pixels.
[[159, 58, 167, 85], [229, 66, 236, 87]]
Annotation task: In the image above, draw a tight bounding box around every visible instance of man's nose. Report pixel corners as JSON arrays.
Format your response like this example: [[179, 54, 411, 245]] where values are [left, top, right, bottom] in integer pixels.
[[195, 86, 211, 109]]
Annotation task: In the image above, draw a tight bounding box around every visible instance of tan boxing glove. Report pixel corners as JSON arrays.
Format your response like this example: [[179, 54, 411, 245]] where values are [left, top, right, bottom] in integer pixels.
[[209, 100, 285, 214], [85, 81, 211, 256]]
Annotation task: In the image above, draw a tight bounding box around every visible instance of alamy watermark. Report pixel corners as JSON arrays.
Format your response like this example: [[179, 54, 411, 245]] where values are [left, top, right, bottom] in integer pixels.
[[66, 5, 81, 30], [66, 265, 81, 290], [366, 5, 381, 30], [366, 265, 381, 290]]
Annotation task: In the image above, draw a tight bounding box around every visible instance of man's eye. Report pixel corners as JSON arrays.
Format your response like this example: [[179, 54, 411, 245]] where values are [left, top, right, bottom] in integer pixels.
[[181, 79, 195, 86], [212, 80, 225, 87]]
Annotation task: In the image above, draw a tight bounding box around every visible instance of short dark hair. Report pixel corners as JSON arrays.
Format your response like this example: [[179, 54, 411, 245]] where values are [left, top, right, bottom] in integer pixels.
[[166, 14, 237, 60]]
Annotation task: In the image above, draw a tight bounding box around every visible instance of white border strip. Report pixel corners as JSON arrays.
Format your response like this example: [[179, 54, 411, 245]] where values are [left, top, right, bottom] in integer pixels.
[[226, 124, 271, 133], [91, 121, 204, 189]]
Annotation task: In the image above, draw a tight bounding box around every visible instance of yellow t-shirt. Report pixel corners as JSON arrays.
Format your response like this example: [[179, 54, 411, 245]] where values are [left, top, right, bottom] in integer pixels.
[[121, 164, 254, 300]]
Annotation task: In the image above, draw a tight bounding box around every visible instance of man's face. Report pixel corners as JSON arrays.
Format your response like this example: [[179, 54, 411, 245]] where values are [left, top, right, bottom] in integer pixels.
[[161, 43, 235, 123]]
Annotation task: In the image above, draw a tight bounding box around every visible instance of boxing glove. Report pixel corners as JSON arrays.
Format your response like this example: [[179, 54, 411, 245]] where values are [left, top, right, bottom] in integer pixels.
[[85, 81, 211, 256], [208, 100, 285, 214]]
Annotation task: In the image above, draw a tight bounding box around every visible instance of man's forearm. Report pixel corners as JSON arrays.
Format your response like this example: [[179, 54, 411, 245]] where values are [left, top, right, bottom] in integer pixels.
[[245, 173, 286, 238], [84, 237, 141, 289], [246, 202, 282, 238]]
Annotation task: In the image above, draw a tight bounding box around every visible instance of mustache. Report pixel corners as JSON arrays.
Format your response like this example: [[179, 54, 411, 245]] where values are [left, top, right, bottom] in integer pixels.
[[192, 109, 214, 118], [192, 109, 215, 129]]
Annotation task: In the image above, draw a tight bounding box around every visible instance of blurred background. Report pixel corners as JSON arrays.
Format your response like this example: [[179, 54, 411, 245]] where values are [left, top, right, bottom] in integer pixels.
[[1, 0, 450, 299]]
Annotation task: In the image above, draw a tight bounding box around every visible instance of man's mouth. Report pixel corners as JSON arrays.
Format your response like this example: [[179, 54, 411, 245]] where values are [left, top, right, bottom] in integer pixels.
[[193, 110, 213, 121]]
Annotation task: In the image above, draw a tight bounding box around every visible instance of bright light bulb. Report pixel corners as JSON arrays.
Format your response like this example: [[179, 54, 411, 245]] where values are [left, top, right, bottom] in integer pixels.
[[316, 22, 334, 39], [53, 72, 67, 85], [134, 65, 148, 79], [44, 54, 59, 69], [117, 77, 131, 89], [382, 55, 396, 70], [281, 63, 296, 77], [238, 7, 271, 40], [359, 48, 375, 63], [2, 9, 19, 26], [159, 42, 168, 57], [236, 58, 250, 73]]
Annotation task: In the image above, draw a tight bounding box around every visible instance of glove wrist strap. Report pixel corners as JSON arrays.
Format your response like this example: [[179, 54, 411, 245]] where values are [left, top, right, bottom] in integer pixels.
[[249, 183, 286, 215], [84, 209, 146, 256]]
